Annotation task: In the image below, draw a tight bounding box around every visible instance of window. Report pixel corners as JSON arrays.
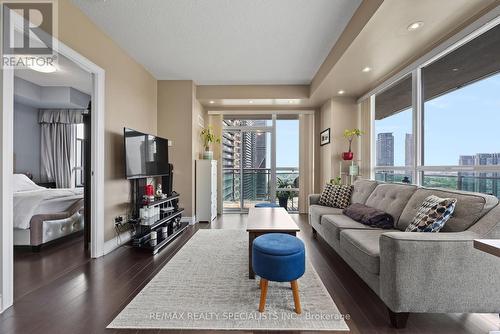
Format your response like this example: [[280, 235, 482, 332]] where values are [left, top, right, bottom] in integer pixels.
[[373, 75, 414, 184], [74, 123, 84, 187], [371, 20, 500, 198], [421, 22, 500, 197], [276, 119, 299, 211], [221, 115, 301, 212]]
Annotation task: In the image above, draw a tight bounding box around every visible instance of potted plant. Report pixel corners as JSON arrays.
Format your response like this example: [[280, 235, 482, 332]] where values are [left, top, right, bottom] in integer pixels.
[[342, 128, 363, 160], [329, 177, 342, 185], [200, 126, 220, 160], [276, 178, 293, 210]]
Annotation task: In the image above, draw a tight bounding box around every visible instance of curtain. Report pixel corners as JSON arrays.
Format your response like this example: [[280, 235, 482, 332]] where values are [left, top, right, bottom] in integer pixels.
[[298, 113, 315, 214], [358, 98, 372, 178], [39, 109, 84, 188]]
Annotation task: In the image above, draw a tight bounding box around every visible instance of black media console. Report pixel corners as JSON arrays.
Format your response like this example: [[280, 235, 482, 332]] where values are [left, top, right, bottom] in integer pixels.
[[129, 172, 188, 255]]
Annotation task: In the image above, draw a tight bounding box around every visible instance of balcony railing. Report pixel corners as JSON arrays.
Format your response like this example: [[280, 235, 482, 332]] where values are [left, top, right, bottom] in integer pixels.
[[223, 167, 299, 212], [375, 171, 500, 198]]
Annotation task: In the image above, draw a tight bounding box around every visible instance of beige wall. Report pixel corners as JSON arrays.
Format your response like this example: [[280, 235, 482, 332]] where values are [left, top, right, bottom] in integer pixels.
[[157, 81, 207, 219], [318, 97, 359, 188], [157, 81, 194, 217], [58, 0, 158, 241]]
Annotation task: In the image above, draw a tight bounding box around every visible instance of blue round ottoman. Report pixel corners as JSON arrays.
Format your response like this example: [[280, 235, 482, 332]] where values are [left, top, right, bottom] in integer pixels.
[[254, 202, 280, 208], [252, 233, 305, 313]]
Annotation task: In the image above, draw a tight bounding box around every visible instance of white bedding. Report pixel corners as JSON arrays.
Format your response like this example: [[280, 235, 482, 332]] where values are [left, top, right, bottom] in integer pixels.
[[13, 174, 84, 230]]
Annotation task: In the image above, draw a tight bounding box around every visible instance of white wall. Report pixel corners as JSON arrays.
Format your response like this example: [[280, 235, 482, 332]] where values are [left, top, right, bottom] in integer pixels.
[[13, 102, 40, 181]]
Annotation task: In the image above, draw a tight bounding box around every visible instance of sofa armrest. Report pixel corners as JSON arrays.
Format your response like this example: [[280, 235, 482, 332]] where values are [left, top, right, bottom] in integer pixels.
[[309, 194, 321, 206], [379, 231, 500, 313]]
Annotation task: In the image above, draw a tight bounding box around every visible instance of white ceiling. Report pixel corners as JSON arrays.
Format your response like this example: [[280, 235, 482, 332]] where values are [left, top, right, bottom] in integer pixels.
[[71, 0, 361, 84], [15, 53, 93, 94]]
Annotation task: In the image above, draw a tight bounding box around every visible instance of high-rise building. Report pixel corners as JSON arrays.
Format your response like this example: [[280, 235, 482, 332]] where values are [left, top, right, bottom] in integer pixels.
[[222, 120, 268, 204], [376, 133, 394, 166], [222, 120, 241, 202], [458, 155, 475, 192], [405, 133, 414, 167], [458, 153, 500, 196]]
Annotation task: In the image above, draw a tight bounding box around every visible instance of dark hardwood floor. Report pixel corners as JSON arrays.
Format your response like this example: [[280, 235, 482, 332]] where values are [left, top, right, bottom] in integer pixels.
[[1, 214, 498, 334]]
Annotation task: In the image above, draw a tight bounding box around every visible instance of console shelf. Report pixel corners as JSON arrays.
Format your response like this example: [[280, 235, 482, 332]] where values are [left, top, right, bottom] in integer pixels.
[[132, 220, 189, 255], [129, 184, 187, 254]]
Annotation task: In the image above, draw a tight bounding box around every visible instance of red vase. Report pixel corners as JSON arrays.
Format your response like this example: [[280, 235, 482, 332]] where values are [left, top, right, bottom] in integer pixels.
[[342, 151, 354, 160]]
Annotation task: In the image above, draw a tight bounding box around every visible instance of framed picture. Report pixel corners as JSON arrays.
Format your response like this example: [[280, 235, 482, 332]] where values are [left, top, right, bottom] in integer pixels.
[[320, 128, 330, 146]]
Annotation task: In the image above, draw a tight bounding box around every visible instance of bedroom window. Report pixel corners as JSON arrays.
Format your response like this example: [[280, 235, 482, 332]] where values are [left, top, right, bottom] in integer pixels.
[[74, 123, 85, 187]]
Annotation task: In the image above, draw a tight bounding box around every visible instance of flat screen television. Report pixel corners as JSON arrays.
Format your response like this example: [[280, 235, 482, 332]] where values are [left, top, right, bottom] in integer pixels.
[[124, 128, 169, 179]]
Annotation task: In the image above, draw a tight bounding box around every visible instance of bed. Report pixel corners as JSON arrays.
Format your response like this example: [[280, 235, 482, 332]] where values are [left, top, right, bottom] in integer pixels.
[[13, 174, 84, 250]]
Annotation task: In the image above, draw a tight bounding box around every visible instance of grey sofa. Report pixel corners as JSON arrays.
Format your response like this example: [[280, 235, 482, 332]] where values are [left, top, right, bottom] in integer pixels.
[[309, 179, 500, 328]]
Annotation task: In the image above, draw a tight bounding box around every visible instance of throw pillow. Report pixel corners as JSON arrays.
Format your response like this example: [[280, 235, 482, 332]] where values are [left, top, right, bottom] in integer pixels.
[[405, 195, 457, 232], [343, 203, 394, 229], [318, 184, 353, 209]]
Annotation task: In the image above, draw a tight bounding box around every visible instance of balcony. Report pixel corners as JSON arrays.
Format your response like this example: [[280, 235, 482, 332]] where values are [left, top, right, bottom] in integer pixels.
[[375, 171, 500, 198], [222, 167, 299, 212]]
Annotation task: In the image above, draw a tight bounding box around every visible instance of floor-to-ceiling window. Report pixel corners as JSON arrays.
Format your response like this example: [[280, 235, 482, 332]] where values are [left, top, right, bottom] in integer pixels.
[[276, 117, 299, 211], [374, 75, 414, 183], [222, 115, 300, 212], [372, 20, 500, 198]]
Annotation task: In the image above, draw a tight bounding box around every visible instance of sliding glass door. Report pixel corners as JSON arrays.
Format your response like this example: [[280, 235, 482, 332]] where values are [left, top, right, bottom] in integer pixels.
[[222, 122, 273, 211], [222, 115, 299, 212]]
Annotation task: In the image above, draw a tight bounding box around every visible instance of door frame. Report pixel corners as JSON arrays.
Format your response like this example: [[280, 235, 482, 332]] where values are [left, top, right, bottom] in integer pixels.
[[0, 41, 105, 313]]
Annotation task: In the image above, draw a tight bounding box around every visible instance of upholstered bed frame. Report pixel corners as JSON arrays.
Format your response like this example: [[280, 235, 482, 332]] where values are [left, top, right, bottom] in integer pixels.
[[14, 199, 84, 251]]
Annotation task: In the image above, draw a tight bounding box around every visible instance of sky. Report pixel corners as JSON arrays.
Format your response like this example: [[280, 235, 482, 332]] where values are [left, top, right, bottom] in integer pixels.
[[276, 120, 299, 167], [375, 72, 500, 166]]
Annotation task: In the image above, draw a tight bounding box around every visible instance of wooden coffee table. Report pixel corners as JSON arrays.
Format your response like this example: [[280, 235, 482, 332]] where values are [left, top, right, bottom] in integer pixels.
[[474, 239, 500, 257], [246, 207, 300, 279]]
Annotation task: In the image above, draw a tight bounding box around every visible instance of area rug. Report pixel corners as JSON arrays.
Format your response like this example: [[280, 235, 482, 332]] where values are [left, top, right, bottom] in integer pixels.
[[108, 229, 349, 331]]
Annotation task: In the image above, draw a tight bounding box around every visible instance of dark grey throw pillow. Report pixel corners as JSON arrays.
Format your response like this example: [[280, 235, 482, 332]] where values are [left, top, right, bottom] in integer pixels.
[[343, 203, 394, 229], [318, 184, 353, 209]]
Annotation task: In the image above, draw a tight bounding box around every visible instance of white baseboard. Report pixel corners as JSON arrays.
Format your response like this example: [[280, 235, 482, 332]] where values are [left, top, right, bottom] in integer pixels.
[[103, 230, 133, 255], [181, 216, 196, 225]]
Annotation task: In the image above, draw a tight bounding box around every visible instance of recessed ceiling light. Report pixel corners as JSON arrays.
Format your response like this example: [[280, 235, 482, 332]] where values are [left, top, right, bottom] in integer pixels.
[[209, 100, 215, 104], [338, 90, 345, 95], [29, 63, 57, 73], [407, 21, 424, 31], [249, 100, 254, 104], [452, 68, 459, 72], [362, 67, 371, 73]]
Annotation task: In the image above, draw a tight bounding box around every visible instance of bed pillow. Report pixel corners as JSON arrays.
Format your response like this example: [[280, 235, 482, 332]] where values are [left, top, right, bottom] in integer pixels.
[[318, 184, 353, 209], [405, 195, 457, 232], [343, 203, 394, 229], [13, 174, 44, 192]]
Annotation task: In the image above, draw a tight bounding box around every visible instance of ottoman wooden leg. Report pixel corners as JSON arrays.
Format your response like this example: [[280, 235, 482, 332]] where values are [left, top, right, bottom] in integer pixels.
[[291, 280, 301, 314], [259, 279, 268, 312]]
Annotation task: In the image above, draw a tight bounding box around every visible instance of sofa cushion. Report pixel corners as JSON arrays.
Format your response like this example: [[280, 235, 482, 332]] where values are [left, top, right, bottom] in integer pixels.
[[397, 188, 499, 232], [340, 229, 397, 275], [351, 179, 378, 204], [365, 183, 417, 225], [322, 214, 378, 240], [405, 195, 457, 232], [318, 184, 353, 209], [309, 205, 343, 225]]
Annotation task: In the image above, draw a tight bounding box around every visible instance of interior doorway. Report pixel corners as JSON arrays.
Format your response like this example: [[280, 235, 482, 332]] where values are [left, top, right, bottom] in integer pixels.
[[1, 38, 105, 314]]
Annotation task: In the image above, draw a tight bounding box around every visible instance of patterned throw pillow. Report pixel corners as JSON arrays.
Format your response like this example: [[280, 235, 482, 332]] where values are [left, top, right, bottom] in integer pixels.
[[318, 184, 353, 209], [405, 195, 457, 232]]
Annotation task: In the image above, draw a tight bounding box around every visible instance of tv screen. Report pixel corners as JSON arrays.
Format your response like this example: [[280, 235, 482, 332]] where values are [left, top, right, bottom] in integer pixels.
[[124, 128, 169, 179]]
